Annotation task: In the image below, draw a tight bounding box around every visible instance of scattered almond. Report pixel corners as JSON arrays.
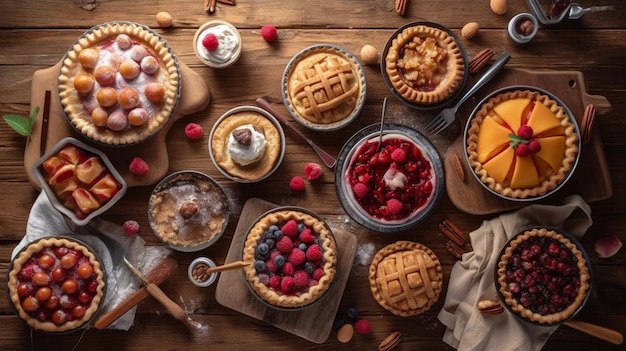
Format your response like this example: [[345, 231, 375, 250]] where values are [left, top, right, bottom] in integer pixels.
[[360, 45, 379, 65], [461, 22, 480, 39], [155, 12, 173, 27], [337, 323, 354, 343], [490, 0, 507, 15]]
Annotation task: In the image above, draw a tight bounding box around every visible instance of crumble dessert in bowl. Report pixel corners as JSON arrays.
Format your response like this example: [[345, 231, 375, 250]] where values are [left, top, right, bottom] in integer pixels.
[[465, 86, 581, 201], [335, 123, 444, 232], [242, 207, 337, 310], [282, 44, 367, 131], [193, 20, 242, 69], [148, 171, 230, 252], [58, 21, 181, 146], [495, 227, 591, 325], [382, 21, 467, 110], [31, 137, 127, 227], [209, 106, 285, 183], [7, 236, 106, 333]]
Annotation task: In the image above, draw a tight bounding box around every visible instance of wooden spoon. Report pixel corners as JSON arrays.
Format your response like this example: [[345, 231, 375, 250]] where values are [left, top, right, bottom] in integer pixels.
[[564, 319, 624, 345], [201, 260, 250, 275]]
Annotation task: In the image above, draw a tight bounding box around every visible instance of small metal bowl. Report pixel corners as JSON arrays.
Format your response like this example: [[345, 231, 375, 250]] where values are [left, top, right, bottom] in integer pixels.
[[188, 257, 218, 287], [507, 13, 539, 44], [147, 171, 230, 252], [32, 137, 127, 227]]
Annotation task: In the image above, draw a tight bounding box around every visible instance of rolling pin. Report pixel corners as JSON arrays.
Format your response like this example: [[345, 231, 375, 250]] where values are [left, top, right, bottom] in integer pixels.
[[94, 257, 178, 329]]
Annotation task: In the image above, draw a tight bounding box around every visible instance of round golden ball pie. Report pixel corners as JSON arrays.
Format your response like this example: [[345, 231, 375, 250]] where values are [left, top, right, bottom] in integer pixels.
[[369, 241, 442, 317]]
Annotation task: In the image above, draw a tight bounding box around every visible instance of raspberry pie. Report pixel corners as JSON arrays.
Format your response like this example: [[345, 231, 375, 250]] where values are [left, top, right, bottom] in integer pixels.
[[385, 23, 465, 106], [7, 237, 106, 332], [58, 21, 180, 145], [466, 89, 579, 199], [283, 44, 366, 130], [242, 209, 337, 309], [496, 228, 591, 324], [369, 241, 442, 317]]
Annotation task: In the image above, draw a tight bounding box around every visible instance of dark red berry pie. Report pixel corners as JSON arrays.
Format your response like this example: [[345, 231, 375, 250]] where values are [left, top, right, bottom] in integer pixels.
[[496, 228, 591, 324], [7, 237, 106, 332], [242, 209, 337, 308]]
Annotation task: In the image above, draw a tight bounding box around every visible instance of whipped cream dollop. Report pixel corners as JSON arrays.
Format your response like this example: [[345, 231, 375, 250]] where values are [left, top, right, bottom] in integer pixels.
[[227, 124, 267, 166], [196, 24, 240, 64], [383, 165, 407, 191]]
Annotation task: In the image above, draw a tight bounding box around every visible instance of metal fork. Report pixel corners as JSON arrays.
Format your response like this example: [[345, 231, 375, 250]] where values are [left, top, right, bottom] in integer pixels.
[[425, 52, 511, 135]]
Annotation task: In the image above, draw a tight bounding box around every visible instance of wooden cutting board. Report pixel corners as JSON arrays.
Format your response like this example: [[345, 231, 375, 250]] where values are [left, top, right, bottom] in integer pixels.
[[443, 68, 613, 215], [215, 198, 357, 344], [24, 59, 210, 188]]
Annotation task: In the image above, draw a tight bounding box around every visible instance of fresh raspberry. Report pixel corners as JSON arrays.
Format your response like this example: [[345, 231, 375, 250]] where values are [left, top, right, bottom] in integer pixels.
[[18, 263, 36, 281], [294, 270, 309, 289], [312, 268, 325, 281], [281, 262, 295, 276], [123, 220, 140, 236], [269, 275, 281, 289], [281, 220, 299, 237], [528, 139, 541, 154], [299, 228, 315, 243], [265, 259, 278, 273], [289, 176, 305, 191], [260, 25, 277, 42], [353, 182, 369, 198], [515, 143, 530, 157], [387, 198, 403, 215], [308, 279, 319, 288], [276, 236, 293, 254], [129, 157, 150, 175], [288, 248, 306, 266], [354, 319, 371, 335], [306, 244, 323, 260], [184, 123, 203, 140], [517, 125, 534, 139], [280, 276, 294, 292], [201, 33, 219, 51], [304, 162, 323, 180], [391, 148, 407, 163]]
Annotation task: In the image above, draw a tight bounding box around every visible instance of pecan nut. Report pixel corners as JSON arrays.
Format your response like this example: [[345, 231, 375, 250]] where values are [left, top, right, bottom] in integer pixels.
[[477, 299, 504, 316], [446, 240, 464, 260], [232, 128, 252, 146], [581, 103, 596, 144], [469, 48, 495, 74], [439, 219, 467, 246], [378, 331, 401, 351], [395, 0, 408, 16]]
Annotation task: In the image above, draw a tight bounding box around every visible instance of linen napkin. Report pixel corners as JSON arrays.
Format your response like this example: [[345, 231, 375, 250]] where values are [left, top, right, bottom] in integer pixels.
[[12, 191, 171, 331], [437, 194, 593, 351]]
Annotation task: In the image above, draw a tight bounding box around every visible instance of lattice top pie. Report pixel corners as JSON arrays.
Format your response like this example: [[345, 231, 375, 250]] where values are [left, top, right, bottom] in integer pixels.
[[369, 241, 442, 317], [242, 209, 337, 308], [497, 228, 591, 324], [385, 24, 465, 105], [466, 89, 579, 199], [7, 237, 106, 332], [59, 22, 180, 145], [284, 45, 366, 130]]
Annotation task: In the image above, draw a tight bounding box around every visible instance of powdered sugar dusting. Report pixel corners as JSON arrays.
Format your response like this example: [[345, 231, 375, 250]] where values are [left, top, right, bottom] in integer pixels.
[[355, 242, 376, 266]]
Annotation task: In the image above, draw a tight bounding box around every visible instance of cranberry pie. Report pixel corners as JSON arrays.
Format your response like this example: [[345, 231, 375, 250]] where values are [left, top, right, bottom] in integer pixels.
[[242, 209, 337, 308], [369, 241, 442, 317], [59, 21, 180, 145], [496, 228, 591, 324], [8, 237, 106, 332], [385, 24, 465, 105]]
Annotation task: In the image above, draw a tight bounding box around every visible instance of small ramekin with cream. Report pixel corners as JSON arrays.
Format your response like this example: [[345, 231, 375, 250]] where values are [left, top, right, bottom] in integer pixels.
[[193, 20, 242, 68]]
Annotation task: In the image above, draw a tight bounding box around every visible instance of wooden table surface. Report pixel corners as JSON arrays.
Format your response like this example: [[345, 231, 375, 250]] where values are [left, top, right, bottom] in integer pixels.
[[1, 1, 625, 350]]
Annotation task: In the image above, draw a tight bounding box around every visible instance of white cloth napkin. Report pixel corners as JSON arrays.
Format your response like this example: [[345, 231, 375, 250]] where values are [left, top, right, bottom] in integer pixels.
[[438, 195, 593, 351], [13, 192, 170, 331]]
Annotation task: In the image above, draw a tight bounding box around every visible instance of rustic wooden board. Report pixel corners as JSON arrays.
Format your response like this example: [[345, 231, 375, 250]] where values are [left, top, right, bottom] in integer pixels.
[[443, 68, 613, 215], [24, 59, 210, 189], [215, 198, 357, 344]]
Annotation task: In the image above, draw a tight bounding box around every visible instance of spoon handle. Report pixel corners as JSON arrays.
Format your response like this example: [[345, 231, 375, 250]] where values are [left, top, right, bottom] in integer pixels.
[[203, 260, 250, 274], [564, 319, 624, 345], [256, 98, 337, 168]]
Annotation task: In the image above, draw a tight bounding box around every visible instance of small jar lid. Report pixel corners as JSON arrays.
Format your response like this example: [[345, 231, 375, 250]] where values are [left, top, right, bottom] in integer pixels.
[[188, 257, 218, 287], [508, 13, 539, 44]]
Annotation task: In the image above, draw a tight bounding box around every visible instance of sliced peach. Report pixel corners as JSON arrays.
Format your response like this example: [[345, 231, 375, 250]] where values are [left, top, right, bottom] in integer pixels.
[[58, 145, 86, 164], [76, 157, 106, 185], [71, 188, 101, 214], [42, 156, 69, 176], [90, 174, 121, 202]]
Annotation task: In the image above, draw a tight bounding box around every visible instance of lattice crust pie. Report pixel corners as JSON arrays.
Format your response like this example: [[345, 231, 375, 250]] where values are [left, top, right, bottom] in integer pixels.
[[284, 45, 366, 129], [466, 89, 579, 199], [497, 228, 591, 324], [385, 24, 465, 105], [59, 21, 180, 145], [242, 209, 337, 308], [369, 241, 442, 317], [7, 237, 106, 332]]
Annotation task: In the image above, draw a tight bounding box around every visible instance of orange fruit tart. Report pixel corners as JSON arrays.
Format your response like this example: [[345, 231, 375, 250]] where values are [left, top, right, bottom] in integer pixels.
[[466, 89, 579, 199]]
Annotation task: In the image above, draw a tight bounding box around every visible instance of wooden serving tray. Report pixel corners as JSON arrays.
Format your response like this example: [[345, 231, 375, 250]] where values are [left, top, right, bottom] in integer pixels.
[[215, 198, 357, 344], [443, 68, 613, 215], [24, 59, 210, 188]]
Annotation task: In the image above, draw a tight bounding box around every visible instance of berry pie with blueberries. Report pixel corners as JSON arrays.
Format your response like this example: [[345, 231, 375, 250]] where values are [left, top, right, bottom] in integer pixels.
[[242, 209, 337, 309], [7, 237, 106, 332], [58, 21, 180, 145], [496, 227, 591, 325]]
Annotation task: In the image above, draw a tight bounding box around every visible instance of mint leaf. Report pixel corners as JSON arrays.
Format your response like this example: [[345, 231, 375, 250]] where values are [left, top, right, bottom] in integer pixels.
[[508, 133, 529, 149], [2, 106, 39, 137]]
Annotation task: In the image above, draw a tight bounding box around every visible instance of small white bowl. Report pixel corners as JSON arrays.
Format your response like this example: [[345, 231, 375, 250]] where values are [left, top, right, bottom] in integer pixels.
[[193, 20, 242, 68], [188, 257, 218, 287]]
